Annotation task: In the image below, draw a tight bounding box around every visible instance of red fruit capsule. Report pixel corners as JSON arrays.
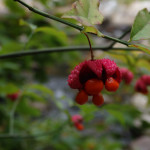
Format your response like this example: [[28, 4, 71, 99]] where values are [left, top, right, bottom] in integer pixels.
[[92, 93, 104, 106], [7, 92, 19, 101], [75, 123, 84, 131], [71, 115, 83, 124], [105, 77, 119, 92], [84, 79, 104, 95], [75, 90, 88, 105]]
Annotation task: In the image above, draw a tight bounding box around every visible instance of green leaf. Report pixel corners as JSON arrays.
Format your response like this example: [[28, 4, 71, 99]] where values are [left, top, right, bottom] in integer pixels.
[[130, 8, 150, 41], [130, 44, 150, 55], [137, 59, 150, 71], [19, 19, 37, 30], [29, 84, 54, 96], [83, 26, 103, 36], [80, 104, 98, 121], [106, 109, 125, 126], [0, 62, 20, 70], [17, 99, 41, 116], [103, 104, 140, 126], [35, 27, 67, 45], [0, 42, 23, 54], [22, 91, 46, 102], [5, 0, 25, 15], [0, 83, 18, 94], [62, 0, 103, 35]]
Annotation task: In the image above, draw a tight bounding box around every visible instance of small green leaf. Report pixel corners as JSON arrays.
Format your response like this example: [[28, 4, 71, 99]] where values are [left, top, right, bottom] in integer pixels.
[[19, 19, 37, 30], [130, 8, 150, 41], [80, 104, 98, 121], [130, 44, 150, 55], [29, 84, 54, 96], [106, 109, 125, 126], [35, 27, 67, 45], [62, 0, 103, 35], [17, 99, 41, 116], [22, 91, 46, 102], [0, 42, 23, 54], [83, 26, 103, 36], [0, 83, 18, 94], [137, 59, 150, 71], [5, 0, 25, 15]]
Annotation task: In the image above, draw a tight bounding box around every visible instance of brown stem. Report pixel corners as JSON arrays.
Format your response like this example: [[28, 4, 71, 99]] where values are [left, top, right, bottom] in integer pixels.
[[83, 32, 94, 60]]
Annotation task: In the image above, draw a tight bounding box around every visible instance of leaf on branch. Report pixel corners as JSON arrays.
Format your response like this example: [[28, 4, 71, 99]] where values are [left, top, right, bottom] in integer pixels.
[[130, 8, 150, 41], [62, 0, 104, 36], [130, 44, 150, 55], [84, 26, 103, 36]]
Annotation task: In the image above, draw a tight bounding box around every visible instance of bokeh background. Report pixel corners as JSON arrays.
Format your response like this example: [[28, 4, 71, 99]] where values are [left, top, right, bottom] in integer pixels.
[[0, 0, 150, 150]]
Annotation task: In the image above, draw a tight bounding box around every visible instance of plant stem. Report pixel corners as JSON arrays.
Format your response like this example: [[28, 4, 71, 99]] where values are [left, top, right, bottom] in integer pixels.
[[0, 46, 140, 60], [109, 27, 131, 48], [23, 30, 34, 50], [83, 33, 94, 60], [102, 34, 130, 46], [14, 0, 132, 47], [14, 0, 84, 31], [9, 99, 20, 135]]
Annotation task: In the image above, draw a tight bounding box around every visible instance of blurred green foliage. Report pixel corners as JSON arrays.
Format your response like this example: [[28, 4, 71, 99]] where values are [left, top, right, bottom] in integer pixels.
[[0, 0, 150, 150]]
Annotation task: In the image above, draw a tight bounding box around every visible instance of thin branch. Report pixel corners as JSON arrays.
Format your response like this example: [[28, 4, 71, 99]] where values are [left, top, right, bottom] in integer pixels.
[[14, 0, 84, 31], [14, 0, 131, 47], [102, 34, 130, 46], [0, 46, 140, 60], [109, 27, 131, 48], [9, 98, 21, 135]]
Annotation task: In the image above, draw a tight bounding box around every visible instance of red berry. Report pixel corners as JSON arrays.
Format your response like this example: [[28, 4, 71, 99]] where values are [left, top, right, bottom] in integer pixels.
[[105, 77, 119, 92], [120, 68, 134, 84], [7, 92, 19, 101], [135, 79, 148, 94], [71, 115, 83, 123], [92, 93, 104, 106], [84, 79, 104, 95], [75, 123, 84, 131], [141, 75, 150, 85], [75, 90, 88, 105]]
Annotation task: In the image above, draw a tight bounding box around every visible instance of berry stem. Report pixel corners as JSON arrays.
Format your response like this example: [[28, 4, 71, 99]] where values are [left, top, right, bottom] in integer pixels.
[[83, 32, 94, 60], [9, 98, 20, 135]]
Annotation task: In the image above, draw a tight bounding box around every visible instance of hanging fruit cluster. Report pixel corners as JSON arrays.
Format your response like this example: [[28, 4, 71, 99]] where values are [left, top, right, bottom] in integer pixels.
[[120, 68, 134, 84], [68, 58, 121, 106], [135, 75, 150, 94], [71, 114, 84, 131]]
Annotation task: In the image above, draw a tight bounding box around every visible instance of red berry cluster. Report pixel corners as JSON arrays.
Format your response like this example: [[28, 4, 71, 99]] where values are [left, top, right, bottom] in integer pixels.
[[7, 91, 19, 102], [68, 59, 121, 106], [120, 68, 134, 84], [135, 75, 150, 94], [71, 114, 84, 131]]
